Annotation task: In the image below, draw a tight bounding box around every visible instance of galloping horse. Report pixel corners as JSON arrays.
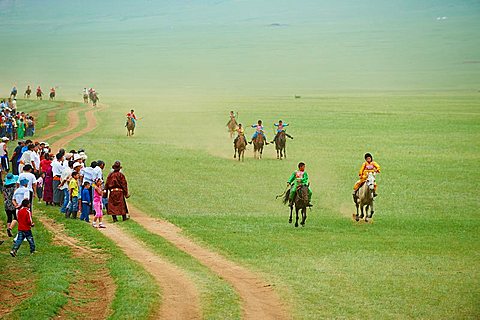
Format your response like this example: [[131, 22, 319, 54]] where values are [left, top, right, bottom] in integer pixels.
[[274, 131, 287, 160], [353, 172, 375, 222], [233, 135, 246, 161], [90, 93, 99, 106], [36, 90, 42, 100], [284, 184, 309, 227], [126, 118, 135, 136], [24, 87, 31, 99], [252, 134, 266, 159], [49, 91, 55, 100], [83, 93, 89, 103], [227, 118, 238, 139]]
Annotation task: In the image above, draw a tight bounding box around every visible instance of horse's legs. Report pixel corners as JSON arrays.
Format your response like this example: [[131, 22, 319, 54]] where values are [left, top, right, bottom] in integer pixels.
[[355, 203, 360, 221], [295, 208, 299, 227], [234, 147, 237, 158], [289, 206, 293, 223], [369, 202, 374, 219], [276, 149, 279, 159], [300, 207, 307, 226], [284, 146, 287, 159], [359, 205, 364, 219]]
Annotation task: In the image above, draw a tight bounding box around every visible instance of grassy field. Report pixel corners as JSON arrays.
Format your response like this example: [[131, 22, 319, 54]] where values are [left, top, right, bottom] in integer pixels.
[[61, 92, 480, 319]]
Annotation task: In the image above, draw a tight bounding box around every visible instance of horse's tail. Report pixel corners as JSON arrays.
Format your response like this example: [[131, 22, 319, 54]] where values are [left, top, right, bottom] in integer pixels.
[[282, 189, 291, 205]]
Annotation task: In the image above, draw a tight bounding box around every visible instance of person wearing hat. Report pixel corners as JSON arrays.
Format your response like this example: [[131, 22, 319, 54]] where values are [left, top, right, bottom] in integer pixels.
[[0, 137, 9, 172], [3, 173, 18, 237], [105, 161, 130, 222], [353, 153, 381, 199], [51, 153, 65, 206], [10, 141, 24, 175]]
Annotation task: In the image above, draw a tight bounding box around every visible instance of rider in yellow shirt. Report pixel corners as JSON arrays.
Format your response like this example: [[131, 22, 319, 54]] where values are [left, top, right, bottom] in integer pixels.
[[353, 153, 380, 198]]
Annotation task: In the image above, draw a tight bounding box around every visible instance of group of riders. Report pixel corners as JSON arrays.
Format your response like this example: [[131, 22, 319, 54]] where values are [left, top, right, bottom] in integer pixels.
[[13, 85, 56, 100], [83, 88, 99, 106], [227, 111, 381, 210]]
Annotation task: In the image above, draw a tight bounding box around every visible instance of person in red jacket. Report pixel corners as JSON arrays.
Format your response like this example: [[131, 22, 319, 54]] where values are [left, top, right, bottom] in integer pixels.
[[10, 199, 35, 257]]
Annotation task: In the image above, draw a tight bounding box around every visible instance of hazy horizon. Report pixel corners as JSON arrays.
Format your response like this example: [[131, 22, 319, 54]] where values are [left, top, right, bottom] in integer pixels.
[[1, 0, 479, 101]]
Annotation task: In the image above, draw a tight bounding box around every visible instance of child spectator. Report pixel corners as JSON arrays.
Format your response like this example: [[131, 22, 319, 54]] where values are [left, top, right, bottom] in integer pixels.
[[36, 172, 44, 202], [10, 199, 35, 257], [3, 173, 18, 237], [92, 178, 105, 228], [9, 178, 31, 236], [66, 171, 79, 219], [80, 181, 91, 222]]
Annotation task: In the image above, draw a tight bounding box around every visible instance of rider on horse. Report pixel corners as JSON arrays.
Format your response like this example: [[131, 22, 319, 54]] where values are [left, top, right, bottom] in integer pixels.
[[353, 153, 380, 199], [287, 162, 313, 207], [233, 123, 247, 145], [248, 120, 269, 145], [125, 109, 137, 127], [271, 120, 293, 143]]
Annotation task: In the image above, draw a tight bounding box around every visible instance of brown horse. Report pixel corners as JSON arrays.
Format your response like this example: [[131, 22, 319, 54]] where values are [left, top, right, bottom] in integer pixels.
[[90, 93, 99, 106], [252, 134, 266, 159], [126, 118, 135, 136], [24, 88, 31, 98], [233, 135, 246, 161], [36, 90, 42, 100], [283, 184, 309, 227], [83, 93, 89, 103], [49, 91, 55, 100], [353, 172, 375, 222], [227, 119, 238, 139], [274, 131, 287, 160]]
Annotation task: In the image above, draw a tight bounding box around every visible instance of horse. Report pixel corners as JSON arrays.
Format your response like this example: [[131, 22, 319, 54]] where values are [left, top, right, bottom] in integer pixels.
[[274, 131, 287, 160], [353, 172, 375, 222], [126, 117, 135, 136], [227, 119, 238, 139], [252, 134, 266, 159], [233, 135, 246, 161], [24, 88, 31, 99], [36, 90, 42, 100], [83, 93, 88, 103], [49, 91, 55, 100], [90, 93, 99, 106], [283, 184, 309, 227]]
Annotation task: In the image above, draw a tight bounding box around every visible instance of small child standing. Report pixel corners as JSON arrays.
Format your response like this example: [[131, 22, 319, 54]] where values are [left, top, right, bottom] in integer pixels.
[[66, 171, 79, 219], [10, 199, 35, 256], [80, 181, 91, 222], [36, 172, 44, 203], [92, 178, 105, 228]]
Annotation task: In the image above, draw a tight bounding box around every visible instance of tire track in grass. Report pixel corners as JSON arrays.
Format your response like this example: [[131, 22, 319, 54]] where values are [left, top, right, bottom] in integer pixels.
[[47, 103, 202, 319], [130, 207, 289, 320]]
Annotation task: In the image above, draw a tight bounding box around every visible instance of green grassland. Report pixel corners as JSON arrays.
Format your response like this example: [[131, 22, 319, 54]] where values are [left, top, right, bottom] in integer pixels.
[[63, 92, 480, 319]]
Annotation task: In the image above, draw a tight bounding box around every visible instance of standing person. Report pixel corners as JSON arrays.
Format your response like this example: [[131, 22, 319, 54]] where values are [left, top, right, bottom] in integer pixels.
[[10, 141, 24, 175], [59, 160, 73, 213], [0, 137, 9, 172], [42, 160, 54, 205], [18, 164, 37, 210], [105, 161, 130, 222], [3, 173, 18, 237], [18, 143, 34, 174], [36, 173, 44, 202], [51, 153, 64, 206], [92, 178, 105, 228], [9, 178, 31, 236], [81, 161, 96, 214], [66, 171, 80, 219], [10, 199, 35, 257], [80, 182, 91, 222], [16, 118, 25, 140]]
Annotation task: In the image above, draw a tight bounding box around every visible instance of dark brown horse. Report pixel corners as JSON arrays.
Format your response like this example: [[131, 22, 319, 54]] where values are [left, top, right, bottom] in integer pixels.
[[233, 135, 246, 161], [24, 88, 31, 98], [126, 118, 135, 136], [36, 90, 42, 100], [252, 134, 266, 159], [49, 91, 55, 100], [90, 93, 99, 106], [274, 131, 287, 160], [283, 184, 309, 227]]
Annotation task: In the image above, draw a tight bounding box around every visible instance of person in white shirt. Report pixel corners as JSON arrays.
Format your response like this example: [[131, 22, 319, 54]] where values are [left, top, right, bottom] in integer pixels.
[[18, 144, 35, 173], [59, 160, 74, 214], [17, 164, 37, 211], [51, 153, 65, 205], [31, 146, 41, 174], [0, 137, 9, 171]]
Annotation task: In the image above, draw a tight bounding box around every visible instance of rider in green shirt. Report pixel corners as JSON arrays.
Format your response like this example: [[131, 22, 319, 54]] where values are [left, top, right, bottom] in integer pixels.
[[287, 162, 313, 207]]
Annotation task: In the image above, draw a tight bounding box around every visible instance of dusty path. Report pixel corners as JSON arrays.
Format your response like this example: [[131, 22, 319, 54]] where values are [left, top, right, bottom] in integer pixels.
[[42, 109, 79, 142], [101, 224, 201, 320], [131, 206, 289, 320], [46, 104, 202, 320]]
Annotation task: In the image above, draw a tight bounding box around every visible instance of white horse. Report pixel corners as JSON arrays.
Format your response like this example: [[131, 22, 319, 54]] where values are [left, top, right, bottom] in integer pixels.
[[354, 172, 375, 222]]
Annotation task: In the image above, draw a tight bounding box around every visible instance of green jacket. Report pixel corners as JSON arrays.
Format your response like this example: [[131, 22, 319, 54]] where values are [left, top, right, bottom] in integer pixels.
[[288, 170, 309, 186]]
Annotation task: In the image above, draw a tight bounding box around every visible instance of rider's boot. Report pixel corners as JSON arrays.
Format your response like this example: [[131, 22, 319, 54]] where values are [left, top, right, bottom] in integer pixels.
[[306, 202, 313, 207], [373, 191, 378, 197], [248, 140, 252, 144], [286, 133, 294, 139]]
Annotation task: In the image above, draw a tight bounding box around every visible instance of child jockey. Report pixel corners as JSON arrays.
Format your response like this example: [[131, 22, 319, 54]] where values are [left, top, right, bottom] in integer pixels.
[[233, 123, 247, 145], [353, 152, 380, 199], [287, 162, 313, 207], [248, 120, 269, 145], [271, 120, 293, 143], [125, 109, 137, 127]]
